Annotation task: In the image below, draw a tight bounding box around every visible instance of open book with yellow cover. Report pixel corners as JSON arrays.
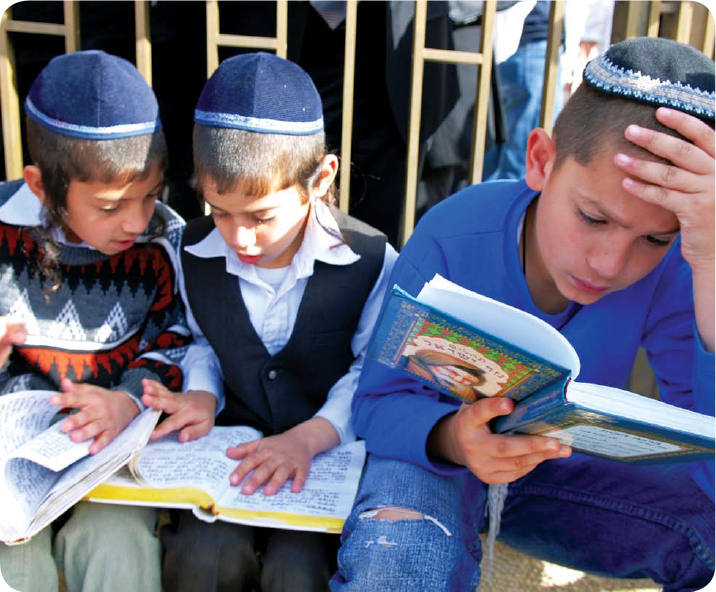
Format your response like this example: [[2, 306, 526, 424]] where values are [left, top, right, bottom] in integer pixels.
[[86, 425, 366, 534]]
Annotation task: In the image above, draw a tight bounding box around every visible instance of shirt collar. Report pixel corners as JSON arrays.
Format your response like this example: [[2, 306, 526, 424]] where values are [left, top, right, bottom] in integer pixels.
[[0, 182, 44, 226], [185, 198, 360, 279], [0, 182, 96, 249]]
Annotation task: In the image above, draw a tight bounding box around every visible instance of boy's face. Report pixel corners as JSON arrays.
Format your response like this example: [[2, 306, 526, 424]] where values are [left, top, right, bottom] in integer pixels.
[[201, 178, 311, 269], [61, 165, 164, 255], [526, 130, 680, 310]]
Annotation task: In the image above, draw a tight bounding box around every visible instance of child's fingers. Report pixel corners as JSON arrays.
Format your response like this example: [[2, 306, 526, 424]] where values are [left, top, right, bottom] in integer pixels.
[[0, 345, 11, 367], [60, 378, 77, 393], [289, 466, 308, 494], [178, 419, 213, 443], [141, 391, 181, 414], [485, 432, 564, 460], [240, 461, 276, 495], [614, 152, 703, 195], [463, 397, 514, 428], [51, 390, 93, 410], [620, 176, 703, 219], [656, 107, 716, 158], [229, 452, 264, 487], [264, 465, 294, 496], [88, 431, 112, 455], [625, 123, 714, 174], [141, 378, 171, 397], [150, 412, 190, 440], [60, 405, 105, 432], [227, 440, 259, 460], [67, 417, 107, 443], [0, 318, 27, 345]]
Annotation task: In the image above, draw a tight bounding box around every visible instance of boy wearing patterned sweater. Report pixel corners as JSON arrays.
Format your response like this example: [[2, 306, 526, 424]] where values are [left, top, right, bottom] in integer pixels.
[[0, 51, 191, 592]]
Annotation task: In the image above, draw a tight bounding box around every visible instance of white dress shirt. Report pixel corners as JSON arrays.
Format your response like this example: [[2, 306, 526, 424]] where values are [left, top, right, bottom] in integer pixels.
[[180, 198, 398, 444]]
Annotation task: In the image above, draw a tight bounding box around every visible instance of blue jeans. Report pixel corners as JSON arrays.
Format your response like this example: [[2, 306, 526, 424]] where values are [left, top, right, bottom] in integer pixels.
[[483, 39, 563, 181], [331, 454, 715, 591]]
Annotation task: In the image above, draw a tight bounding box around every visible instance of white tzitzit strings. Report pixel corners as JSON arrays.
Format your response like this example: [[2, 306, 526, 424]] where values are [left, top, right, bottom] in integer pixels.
[[483, 482, 509, 584]]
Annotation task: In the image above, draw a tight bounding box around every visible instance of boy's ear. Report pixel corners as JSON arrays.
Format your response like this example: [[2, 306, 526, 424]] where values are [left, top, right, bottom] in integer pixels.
[[524, 128, 556, 191], [312, 154, 339, 198], [23, 165, 46, 204]]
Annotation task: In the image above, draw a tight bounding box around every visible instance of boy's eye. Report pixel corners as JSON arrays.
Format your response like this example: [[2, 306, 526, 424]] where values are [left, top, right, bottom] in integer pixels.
[[100, 206, 120, 214], [644, 235, 672, 247], [254, 216, 274, 225], [577, 210, 604, 226]]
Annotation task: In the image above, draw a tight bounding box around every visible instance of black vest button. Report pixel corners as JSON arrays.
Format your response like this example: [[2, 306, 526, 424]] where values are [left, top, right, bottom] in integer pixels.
[[267, 369, 278, 380]]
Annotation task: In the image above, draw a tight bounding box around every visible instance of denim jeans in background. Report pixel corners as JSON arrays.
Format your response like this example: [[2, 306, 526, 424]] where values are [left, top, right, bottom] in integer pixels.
[[483, 39, 564, 182], [331, 453, 715, 592]]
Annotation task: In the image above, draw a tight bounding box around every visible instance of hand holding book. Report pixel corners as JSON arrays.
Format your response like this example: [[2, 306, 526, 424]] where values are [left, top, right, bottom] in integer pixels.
[[369, 275, 714, 464], [428, 395, 571, 484]]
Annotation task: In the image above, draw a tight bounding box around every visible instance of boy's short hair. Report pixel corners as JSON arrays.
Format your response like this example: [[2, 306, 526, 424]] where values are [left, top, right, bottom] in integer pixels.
[[25, 50, 167, 208], [553, 37, 715, 170], [193, 126, 325, 199], [193, 52, 331, 201], [27, 118, 167, 208]]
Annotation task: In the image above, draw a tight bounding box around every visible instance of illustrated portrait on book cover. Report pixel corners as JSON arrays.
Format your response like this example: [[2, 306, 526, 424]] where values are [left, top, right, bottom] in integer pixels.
[[400, 336, 510, 401]]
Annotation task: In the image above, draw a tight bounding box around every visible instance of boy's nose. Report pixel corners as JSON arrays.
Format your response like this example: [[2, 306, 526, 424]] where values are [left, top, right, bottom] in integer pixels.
[[236, 226, 256, 248], [122, 204, 150, 235], [588, 241, 630, 279]]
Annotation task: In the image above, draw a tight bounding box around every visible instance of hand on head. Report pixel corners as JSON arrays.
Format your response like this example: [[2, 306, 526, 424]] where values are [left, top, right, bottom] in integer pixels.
[[141, 379, 216, 442], [615, 108, 715, 270], [615, 108, 715, 351], [0, 317, 27, 367], [50, 378, 140, 454], [428, 397, 571, 484]]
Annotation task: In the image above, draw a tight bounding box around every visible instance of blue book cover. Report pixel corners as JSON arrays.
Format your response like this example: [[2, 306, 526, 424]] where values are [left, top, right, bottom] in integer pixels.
[[367, 279, 714, 463]]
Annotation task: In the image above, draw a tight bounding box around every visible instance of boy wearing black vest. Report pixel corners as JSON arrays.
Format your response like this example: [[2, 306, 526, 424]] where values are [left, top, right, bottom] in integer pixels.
[[141, 52, 397, 592]]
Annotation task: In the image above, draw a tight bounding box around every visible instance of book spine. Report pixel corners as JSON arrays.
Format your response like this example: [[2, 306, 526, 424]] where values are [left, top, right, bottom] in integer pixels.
[[492, 378, 567, 433]]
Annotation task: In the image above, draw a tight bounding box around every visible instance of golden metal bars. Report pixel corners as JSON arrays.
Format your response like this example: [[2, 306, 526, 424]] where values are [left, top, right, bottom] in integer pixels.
[[338, 1, 358, 214], [539, 1, 564, 136], [0, 1, 80, 180], [400, 0, 497, 247], [135, 1, 152, 86], [204, 0, 288, 79]]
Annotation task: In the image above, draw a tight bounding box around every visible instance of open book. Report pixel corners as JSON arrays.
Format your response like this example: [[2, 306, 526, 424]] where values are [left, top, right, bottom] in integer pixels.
[[367, 274, 714, 463], [0, 390, 160, 544], [86, 426, 366, 534]]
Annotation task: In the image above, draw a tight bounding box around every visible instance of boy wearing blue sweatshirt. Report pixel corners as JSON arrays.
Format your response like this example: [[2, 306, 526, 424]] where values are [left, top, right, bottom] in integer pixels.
[[332, 37, 714, 592]]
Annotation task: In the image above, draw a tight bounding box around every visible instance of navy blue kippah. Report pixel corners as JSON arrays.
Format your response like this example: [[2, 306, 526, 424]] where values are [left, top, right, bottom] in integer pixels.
[[195, 52, 324, 135], [584, 37, 715, 122], [25, 50, 161, 140]]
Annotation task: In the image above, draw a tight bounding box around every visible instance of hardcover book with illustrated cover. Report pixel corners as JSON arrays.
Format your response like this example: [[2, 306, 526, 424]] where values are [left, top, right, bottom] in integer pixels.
[[368, 275, 714, 464]]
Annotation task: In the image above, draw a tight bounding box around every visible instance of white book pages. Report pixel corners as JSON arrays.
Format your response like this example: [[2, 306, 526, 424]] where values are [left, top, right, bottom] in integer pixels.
[[418, 274, 581, 376]]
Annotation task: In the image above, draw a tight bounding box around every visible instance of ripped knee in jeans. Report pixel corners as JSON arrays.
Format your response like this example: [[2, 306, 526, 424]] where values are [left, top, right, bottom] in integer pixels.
[[358, 506, 452, 536]]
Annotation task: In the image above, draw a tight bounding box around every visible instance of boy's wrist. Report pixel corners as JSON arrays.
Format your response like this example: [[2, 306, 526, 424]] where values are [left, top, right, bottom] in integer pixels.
[[288, 417, 340, 458], [427, 412, 462, 466]]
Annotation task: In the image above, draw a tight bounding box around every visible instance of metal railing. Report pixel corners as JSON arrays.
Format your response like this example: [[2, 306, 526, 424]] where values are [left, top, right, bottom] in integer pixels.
[[0, 1, 713, 244]]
